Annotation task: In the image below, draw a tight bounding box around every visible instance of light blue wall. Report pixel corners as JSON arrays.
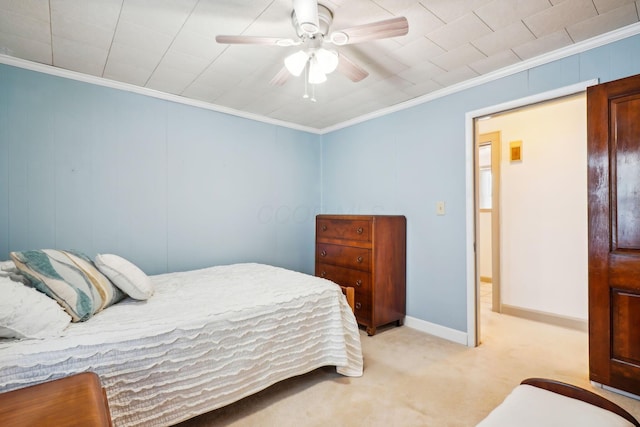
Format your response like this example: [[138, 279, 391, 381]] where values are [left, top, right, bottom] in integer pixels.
[[320, 34, 640, 333], [0, 70, 7, 260], [0, 65, 321, 275], [2, 33, 639, 334]]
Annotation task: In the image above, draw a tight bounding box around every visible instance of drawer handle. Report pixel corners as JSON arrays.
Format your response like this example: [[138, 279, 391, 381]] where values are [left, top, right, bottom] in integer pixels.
[[321, 225, 327, 231], [321, 250, 327, 257], [356, 256, 363, 263], [356, 227, 363, 234], [355, 279, 362, 287], [321, 271, 327, 278], [355, 302, 362, 310]]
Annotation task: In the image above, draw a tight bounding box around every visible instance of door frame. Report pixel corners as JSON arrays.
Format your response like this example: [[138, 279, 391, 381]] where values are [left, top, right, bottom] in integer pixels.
[[464, 79, 598, 347], [476, 131, 501, 315]]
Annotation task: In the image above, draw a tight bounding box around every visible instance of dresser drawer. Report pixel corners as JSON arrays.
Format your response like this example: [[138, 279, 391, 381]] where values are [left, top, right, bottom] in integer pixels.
[[317, 218, 371, 242], [316, 262, 372, 292], [316, 243, 371, 271], [353, 293, 372, 324], [316, 263, 372, 323]]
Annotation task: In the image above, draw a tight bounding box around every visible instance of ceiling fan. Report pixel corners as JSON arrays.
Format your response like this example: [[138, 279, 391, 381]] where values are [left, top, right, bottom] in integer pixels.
[[215, 0, 409, 92]]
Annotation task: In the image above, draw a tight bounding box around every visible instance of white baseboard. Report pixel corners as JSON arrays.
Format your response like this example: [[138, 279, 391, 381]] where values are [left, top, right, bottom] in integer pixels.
[[501, 304, 588, 332], [403, 315, 468, 346]]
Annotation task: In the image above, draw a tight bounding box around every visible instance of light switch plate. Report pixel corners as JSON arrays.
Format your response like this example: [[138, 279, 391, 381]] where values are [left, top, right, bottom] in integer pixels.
[[436, 201, 445, 215]]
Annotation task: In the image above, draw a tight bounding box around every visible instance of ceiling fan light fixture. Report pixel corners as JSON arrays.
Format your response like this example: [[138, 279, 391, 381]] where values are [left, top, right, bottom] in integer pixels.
[[217, 3, 409, 91], [284, 50, 309, 76], [308, 57, 327, 84], [315, 48, 338, 74]]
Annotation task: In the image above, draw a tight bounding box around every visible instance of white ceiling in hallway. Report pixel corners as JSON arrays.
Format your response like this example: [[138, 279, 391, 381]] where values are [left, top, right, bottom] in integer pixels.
[[0, 0, 639, 131]]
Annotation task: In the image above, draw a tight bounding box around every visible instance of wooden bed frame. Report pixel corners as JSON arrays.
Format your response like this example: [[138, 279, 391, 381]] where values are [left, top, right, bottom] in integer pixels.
[[0, 372, 112, 426], [522, 378, 640, 427], [0, 263, 364, 426], [340, 285, 355, 312], [0, 286, 356, 427]]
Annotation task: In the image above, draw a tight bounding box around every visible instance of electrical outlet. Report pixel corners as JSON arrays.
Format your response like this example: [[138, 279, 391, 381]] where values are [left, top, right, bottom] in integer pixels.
[[436, 201, 445, 215]]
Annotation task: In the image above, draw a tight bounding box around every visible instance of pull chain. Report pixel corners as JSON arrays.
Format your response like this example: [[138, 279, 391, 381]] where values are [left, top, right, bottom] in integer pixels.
[[303, 62, 309, 99]]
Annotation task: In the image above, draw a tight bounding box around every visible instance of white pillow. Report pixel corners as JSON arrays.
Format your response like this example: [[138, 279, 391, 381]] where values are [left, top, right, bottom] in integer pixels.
[[0, 276, 71, 339], [94, 254, 154, 300], [0, 260, 16, 277], [1, 260, 30, 285], [0, 260, 15, 271]]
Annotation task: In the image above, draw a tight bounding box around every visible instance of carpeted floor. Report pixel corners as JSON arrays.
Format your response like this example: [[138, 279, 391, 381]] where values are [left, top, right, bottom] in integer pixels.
[[176, 295, 640, 427]]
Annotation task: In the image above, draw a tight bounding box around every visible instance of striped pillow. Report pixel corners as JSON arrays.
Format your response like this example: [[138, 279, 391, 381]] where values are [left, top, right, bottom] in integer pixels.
[[10, 249, 125, 322]]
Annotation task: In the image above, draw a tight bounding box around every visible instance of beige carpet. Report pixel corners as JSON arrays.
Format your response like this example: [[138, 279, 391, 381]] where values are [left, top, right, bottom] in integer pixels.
[[176, 303, 640, 426]]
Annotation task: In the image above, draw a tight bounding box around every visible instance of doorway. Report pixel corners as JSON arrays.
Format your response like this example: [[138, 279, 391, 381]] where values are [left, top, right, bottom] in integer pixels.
[[465, 80, 597, 347]]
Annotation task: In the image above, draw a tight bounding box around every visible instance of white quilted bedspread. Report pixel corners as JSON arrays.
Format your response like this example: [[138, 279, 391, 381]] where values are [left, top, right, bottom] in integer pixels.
[[0, 263, 363, 426]]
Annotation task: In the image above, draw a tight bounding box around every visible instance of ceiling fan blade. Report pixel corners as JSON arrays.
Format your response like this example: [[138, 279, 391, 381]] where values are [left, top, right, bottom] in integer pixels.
[[329, 16, 408, 45], [293, 0, 319, 34], [215, 35, 299, 46], [270, 67, 291, 86], [336, 53, 369, 82]]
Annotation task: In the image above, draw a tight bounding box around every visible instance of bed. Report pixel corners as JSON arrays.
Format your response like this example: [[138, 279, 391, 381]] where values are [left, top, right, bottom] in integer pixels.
[[477, 378, 640, 427], [0, 261, 363, 426]]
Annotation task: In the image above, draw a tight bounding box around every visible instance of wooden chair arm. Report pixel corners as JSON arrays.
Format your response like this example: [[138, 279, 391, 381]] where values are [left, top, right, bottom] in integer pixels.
[[521, 378, 640, 427]]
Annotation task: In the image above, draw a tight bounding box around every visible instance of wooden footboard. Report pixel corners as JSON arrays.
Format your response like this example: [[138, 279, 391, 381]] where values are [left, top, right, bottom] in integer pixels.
[[340, 286, 355, 312], [521, 378, 640, 427], [0, 372, 112, 426]]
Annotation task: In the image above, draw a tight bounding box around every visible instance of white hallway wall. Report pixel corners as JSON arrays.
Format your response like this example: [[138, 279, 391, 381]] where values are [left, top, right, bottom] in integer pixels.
[[478, 142, 493, 281], [479, 211, 492, 280], [478, 94, 588, 320]]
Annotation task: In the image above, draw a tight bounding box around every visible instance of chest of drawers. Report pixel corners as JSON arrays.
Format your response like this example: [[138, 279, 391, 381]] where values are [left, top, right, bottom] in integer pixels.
[[315, 214, 406, 336]]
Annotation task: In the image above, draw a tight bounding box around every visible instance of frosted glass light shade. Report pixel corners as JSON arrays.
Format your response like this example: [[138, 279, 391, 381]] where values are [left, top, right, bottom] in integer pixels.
[[284, 50, 309, 76], [308, 57, 327, 84], [315, 48, 338, 74]]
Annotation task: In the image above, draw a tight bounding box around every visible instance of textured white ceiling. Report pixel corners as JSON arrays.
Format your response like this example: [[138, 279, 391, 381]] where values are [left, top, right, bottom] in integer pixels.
[[1, 0, 639, 131]]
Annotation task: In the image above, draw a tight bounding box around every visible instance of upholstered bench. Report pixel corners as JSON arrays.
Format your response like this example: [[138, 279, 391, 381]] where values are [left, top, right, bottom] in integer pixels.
[[477, 378, 640, 427], [0, 372, 112, 426]]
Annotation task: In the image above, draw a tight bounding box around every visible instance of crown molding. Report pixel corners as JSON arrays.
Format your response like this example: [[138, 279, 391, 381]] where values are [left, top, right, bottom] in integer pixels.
[[2, 22, 639, 136], [0, 54, 322, 135], [320, 21, 640, 134]]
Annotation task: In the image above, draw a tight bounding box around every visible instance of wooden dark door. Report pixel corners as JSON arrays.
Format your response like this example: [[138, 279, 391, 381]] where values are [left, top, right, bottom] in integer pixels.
[[588, 73, 640, 395]]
